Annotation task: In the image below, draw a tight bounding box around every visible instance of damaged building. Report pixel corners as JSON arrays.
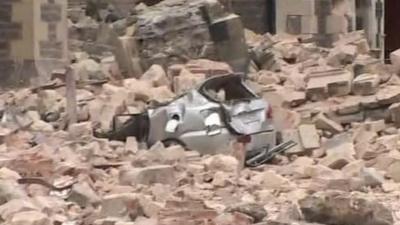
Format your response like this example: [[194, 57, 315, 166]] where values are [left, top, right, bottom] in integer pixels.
[[1, 0, 400, 225]]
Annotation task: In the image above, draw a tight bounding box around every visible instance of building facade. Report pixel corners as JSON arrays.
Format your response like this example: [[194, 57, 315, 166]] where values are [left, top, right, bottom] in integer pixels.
[[0, 0, 68, 87]]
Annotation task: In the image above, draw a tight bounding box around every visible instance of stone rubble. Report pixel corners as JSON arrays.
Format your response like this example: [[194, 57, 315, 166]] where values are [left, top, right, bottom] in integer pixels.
[[0, 0, 400, 225]]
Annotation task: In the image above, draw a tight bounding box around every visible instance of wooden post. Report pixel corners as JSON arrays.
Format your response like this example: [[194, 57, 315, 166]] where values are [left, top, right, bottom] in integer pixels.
[[65, 67, 78, 126]]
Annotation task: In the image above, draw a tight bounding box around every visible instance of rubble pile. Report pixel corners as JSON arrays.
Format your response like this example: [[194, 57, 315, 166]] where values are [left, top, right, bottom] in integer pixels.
[[1, 0, 400, 225]]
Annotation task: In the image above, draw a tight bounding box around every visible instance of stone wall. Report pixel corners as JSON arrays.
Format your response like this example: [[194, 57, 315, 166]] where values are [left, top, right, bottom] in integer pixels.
[[0, 0, 68, 88], [276, 0, 356, 47]]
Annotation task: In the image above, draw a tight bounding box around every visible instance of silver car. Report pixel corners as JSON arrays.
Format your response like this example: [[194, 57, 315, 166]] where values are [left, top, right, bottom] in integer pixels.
[[102, 74, 276, 155]]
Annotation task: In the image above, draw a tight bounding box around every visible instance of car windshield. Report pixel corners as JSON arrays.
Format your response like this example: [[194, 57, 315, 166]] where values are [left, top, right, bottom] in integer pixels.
[[199, 75, 256, 102]]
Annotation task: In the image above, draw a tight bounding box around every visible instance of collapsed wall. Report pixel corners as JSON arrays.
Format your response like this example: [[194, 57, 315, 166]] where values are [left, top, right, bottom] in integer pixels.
[[135, 0, 216, 70]]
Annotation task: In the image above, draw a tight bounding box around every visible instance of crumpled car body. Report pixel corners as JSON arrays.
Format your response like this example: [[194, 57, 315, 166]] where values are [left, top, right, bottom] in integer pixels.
[[104, 74, 276, 155]]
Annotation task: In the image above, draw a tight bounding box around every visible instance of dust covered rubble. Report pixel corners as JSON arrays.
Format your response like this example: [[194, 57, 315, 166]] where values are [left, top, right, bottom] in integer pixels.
[[1, 1, 400, 225]]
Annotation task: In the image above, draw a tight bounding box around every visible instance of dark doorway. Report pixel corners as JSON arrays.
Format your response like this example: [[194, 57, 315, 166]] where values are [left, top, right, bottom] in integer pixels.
[[385, 0, 400, 60]]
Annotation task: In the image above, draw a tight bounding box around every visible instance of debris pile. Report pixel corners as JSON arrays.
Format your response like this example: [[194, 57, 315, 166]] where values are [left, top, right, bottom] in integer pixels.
[[1, 0, 400, 225]]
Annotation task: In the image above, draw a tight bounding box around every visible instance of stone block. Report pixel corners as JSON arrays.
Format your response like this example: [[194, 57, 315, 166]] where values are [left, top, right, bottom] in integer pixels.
[[67, 182, 101, 208], [327, 45, 357, 67], [390, 48, 400, 75], [100, 193, 141, 219], [114, 36, 142, 79], [298, 124, 320, 150], [335, 97, 361, 115], [352, 73, 380, 96], [306, 69, 353, 100], [141, 64, 169, 87], [313, 113, 344, 134], [173, 70, 206, 95], [281, 129, 305, 155], [377, 86, 400, 106]]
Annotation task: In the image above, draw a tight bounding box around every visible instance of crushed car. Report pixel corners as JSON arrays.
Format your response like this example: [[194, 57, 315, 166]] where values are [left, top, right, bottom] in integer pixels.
[[96, 74, 295, 166]]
